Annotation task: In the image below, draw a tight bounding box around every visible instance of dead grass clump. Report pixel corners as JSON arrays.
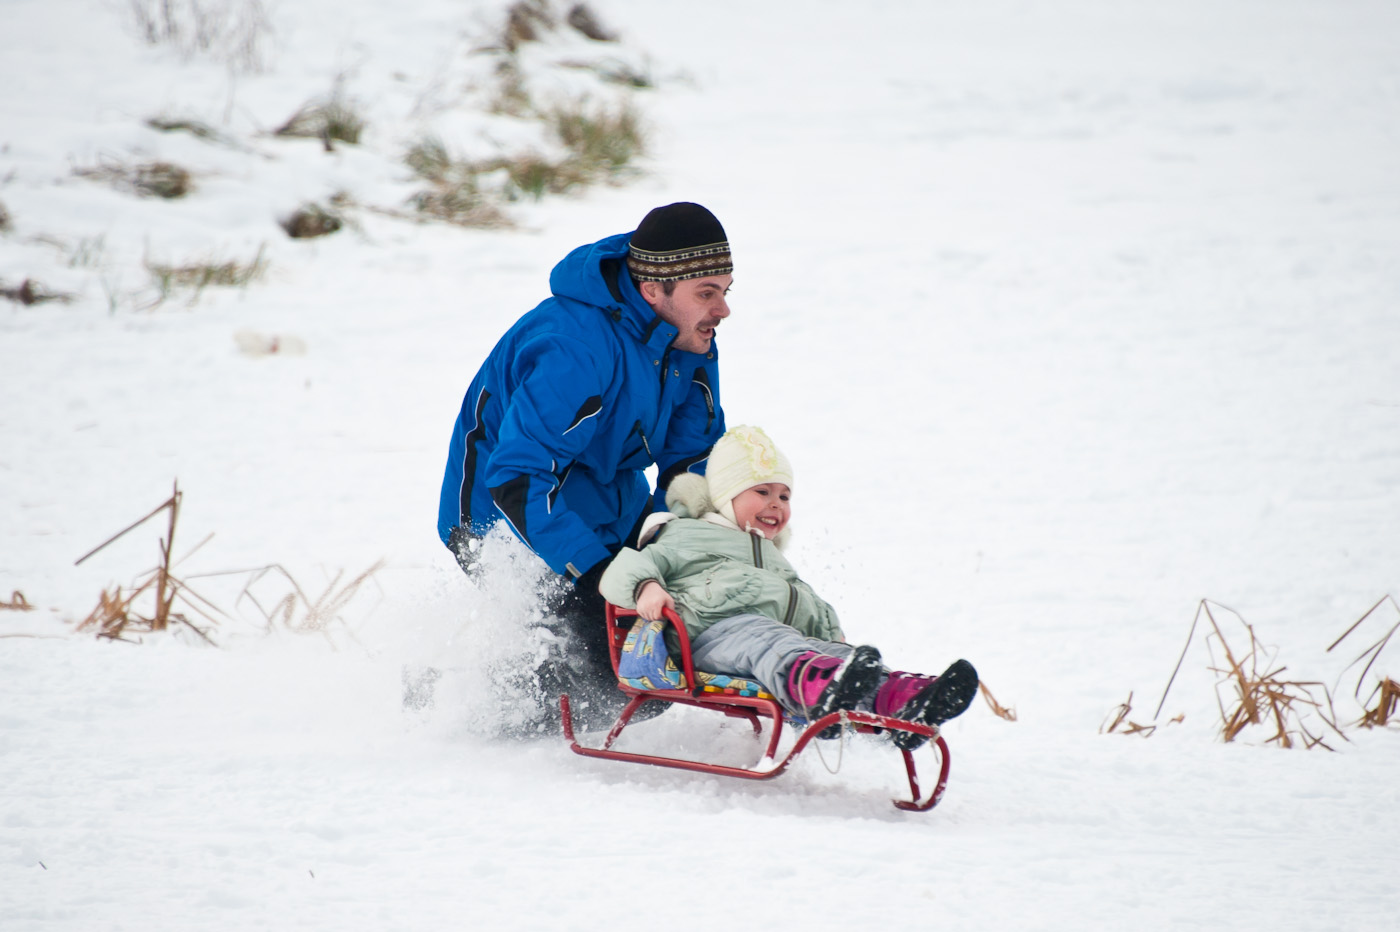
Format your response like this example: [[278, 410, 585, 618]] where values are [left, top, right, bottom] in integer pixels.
[[502, 0, 555, 51], [128, 0, 272, 73], [274, 96, 365, 149], [1358, 678, 1400, 728], [1327, 594, 1400, 729], [234, 561, 385, 639], [75, 482, 222, 644], [0, 200, 11, 232], [2, 279, 76, 306], [405, 137, 453, 183], [404, 139, 512, 228], [566, 3, 617, 42], [280, 203, 343, 239], [407, 180, 511, 228], [548, 98, 644, 180], [1157, 600, 1346, 750], [1101, 690, 1181, 737], [487, 58, 534, 117], [147, 115, 219, 139], [468, 99, 644, 204], [979, 681, 1017, 721], [2, 591, 35, 611], [135, 161, 192, 198], [144, 244, 267, 306], [488, 152, 590, 201], [146, 116, 233, 148], [75, 158, 192, 199]]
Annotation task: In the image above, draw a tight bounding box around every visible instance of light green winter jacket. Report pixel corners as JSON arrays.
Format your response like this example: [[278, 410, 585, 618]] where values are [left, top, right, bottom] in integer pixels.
[[598, 474, 845, 644]]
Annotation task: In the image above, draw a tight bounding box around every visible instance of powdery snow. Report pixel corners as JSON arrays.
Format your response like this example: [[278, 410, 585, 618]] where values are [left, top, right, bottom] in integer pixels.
[[3, 1, 1399, 929]]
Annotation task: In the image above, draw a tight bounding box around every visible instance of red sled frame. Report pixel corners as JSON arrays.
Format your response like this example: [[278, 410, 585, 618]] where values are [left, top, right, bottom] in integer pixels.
[[560, 603, 951, 812]]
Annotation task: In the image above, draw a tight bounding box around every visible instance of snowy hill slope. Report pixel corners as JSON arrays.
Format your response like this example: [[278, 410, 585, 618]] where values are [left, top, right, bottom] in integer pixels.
[[4, 1, 1400, 928]]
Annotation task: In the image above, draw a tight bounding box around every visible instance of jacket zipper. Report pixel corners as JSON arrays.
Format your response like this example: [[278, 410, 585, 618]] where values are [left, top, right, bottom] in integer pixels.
[[750, 534, 796, 624], [783, 582, 798, 626]]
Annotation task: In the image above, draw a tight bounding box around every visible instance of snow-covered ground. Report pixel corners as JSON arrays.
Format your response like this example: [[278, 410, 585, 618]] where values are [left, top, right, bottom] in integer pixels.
[[4, 0, 1399, 928]]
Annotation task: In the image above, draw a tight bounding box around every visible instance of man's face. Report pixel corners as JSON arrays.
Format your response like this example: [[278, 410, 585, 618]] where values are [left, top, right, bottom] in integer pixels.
[[642, 274, 733, 354]]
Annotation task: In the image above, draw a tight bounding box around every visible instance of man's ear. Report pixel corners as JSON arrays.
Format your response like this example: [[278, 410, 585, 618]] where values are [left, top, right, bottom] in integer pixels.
[[638, 279, 662, 307]]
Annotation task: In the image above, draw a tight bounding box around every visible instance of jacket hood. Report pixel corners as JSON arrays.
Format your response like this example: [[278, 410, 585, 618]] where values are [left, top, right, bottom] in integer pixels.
[[549, 231, 635, 308], [548, 231, 713, 358]]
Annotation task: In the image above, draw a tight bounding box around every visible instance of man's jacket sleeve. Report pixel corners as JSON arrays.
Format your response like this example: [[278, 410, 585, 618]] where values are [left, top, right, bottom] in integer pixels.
[[481, 333, 614, 578], [653, 356, 725, 510]]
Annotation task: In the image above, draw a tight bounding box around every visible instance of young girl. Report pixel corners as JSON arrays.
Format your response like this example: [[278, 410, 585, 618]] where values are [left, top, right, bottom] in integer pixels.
[[599, 425, 978, 747]]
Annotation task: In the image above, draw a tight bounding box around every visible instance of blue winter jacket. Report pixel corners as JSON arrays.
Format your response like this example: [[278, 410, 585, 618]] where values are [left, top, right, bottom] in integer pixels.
[[436, 231, 726, 578]]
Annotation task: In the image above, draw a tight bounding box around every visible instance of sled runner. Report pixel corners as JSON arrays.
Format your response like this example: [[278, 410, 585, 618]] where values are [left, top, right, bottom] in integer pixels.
[[560, 603, 952, 812]]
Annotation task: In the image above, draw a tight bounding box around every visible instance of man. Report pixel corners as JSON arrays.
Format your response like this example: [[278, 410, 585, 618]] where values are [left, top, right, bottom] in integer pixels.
[[437, 202, 731, 731]]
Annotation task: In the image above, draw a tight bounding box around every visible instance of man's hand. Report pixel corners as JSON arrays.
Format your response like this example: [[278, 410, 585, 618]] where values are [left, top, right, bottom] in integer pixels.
[[635, 580, 675, 621]]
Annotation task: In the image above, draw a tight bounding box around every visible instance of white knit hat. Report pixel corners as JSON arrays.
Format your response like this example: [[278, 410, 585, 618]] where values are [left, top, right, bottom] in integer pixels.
[[704, 426, 794, 522]]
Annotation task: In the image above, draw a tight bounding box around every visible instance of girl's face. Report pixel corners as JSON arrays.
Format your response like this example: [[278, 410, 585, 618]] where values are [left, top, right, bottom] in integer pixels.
[[730, 482, 791, 539]]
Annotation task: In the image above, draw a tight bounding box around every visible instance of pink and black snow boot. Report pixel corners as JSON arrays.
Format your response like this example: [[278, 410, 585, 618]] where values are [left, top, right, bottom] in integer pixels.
[[875, 659, 979, 750], [787, 646, 884, 738]]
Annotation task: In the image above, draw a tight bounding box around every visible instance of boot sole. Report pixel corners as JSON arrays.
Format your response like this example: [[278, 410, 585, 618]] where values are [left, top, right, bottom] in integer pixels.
[[812, 645, 884, 737], [891, 659, 979, 750]]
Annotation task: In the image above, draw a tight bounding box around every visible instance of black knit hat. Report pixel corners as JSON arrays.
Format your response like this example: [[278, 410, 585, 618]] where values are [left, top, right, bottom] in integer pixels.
[[627, 202, 732, 283]]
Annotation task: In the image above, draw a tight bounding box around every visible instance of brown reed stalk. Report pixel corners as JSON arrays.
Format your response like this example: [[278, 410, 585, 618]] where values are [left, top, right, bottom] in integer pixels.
[[1, 591, 35, 611], [234, 560, 384, 638], [979, 681, 1017, 721], [1153, 600, 1344, 749], [1100, 690, 1167, 737], [1357, 678, 1399, 728], [1198, 601, 1345, 750], [1326, 595, 1399, 712], [74, 481, 221, 644]]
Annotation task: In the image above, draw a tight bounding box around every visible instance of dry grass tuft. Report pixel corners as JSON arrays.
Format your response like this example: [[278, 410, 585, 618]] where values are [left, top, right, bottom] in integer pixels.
[[0, 199, 11, 232], [2, 279, 76, 306], [1358, 678, 1400, 728], [143, 244, 267, 306], [487, 58, 534, 117], [403, 138, 513, 228], [280, 202, 342, 239], [1100, 690, 1181, 737], [147, 115, 221, 140], [1327, 594, 1400, 729], [1158, 600, 1346, 749], [128, 0, 272, 73], [979, 681, 1017, 721], [274, 96, 365, 149], [548, 98, 644, 180], [75, 158, 192, 199], [74, 482, 223, 644], [566, 3, 617, 42], [502, 0, 555, 51], [72, 483, 382, 645], [2, 591, 35, 611], [234, 561, 385, 640]]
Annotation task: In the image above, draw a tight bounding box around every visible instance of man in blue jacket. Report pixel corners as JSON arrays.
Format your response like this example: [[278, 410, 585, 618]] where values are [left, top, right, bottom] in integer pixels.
[[437, 202, 731, 731]]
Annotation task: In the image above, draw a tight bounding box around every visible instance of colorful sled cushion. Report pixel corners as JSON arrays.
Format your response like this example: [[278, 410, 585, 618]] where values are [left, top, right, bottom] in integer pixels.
[[617, 618, 773, 699]]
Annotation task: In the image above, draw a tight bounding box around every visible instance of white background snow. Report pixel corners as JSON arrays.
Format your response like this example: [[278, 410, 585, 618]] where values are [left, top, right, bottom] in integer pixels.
[[3, 0, 1399, 928]]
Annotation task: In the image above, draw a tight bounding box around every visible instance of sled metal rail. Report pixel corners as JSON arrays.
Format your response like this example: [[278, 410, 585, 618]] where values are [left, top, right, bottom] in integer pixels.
[[560, 604, 952, 812]]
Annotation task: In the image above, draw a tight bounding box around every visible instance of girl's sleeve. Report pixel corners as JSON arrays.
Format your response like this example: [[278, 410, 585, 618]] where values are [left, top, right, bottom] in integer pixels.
[[599, 544, 675, 608]]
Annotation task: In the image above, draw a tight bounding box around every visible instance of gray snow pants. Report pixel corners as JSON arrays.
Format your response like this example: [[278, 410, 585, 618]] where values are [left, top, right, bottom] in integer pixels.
[[688, 613, 858, 717]]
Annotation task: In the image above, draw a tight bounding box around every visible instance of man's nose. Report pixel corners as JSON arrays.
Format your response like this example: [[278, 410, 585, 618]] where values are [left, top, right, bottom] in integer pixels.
[[713, 298, 731, 319]]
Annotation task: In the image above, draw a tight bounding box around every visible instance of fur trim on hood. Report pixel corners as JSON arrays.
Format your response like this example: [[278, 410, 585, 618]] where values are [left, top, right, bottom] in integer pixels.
[[664, 473, 714, 519]]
